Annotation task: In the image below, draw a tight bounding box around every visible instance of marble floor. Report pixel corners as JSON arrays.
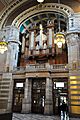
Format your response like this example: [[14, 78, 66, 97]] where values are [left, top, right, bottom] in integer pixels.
[[12, 113, 80, 120]]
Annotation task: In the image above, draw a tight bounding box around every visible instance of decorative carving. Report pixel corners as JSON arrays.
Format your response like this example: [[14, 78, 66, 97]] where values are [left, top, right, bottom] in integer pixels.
[[66, 33, 79, 46], [12, 3, 74, 28], [68, 13, 80, 32]]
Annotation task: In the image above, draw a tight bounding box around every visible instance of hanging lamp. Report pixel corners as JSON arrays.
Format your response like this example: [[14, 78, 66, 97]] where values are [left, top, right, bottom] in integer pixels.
[[54, 0, 65, 48], [0, 40, 8, 54], [54, 32, 65, 48]]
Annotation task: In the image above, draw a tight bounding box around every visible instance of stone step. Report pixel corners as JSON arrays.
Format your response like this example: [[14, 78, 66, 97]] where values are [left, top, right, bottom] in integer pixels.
[[0, 89, 10, 91], [0, 94, 9, 97], [0, 84, 10, 87], [0, 86, 10, 89], [0, 92, 9, 95], [0, 97, 8, 100]]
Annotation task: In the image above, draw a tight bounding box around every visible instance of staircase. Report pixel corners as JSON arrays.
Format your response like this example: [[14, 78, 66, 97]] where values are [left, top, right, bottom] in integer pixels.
[[0, 73, 13, 113]]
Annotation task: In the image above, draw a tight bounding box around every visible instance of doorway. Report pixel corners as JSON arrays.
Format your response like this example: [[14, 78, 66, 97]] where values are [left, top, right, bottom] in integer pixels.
[[53, 78, 68, 115], [31, 78, 45, 114], [12, 80, 25, 112]]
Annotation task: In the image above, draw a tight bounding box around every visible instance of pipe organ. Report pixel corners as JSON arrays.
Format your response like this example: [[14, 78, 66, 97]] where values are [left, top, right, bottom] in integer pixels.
[[29, 21, 54, 56], [20, 20, 67, 65]]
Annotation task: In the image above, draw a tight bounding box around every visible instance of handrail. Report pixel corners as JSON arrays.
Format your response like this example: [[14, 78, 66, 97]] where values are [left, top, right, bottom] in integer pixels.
[[51, 64, 67, 69], [13, 64, 68, 72], [13, 66, 26, 72]]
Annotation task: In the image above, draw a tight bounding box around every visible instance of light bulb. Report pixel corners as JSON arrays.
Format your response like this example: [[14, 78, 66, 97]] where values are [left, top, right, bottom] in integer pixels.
[[0, 49, 5, 54], [57, 41, 62, 48]]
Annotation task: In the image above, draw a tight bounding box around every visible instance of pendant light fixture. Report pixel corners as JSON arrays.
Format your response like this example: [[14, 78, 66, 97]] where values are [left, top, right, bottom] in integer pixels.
[[0, 39, 8, 54], [54, 0, 65, 48]]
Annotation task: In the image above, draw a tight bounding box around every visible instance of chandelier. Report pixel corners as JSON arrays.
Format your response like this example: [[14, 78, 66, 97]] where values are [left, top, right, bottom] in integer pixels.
[[54, 32, 65, 48], [54, 0, 65, 48], [0, 41, 8, 54]]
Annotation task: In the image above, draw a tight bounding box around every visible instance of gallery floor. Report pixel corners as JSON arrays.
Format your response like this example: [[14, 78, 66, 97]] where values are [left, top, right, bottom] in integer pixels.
[[12, 113, 80, 120]]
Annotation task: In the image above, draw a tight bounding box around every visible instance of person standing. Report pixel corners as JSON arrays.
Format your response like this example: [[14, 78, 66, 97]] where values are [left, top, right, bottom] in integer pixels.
[[60, 100, 68, 117]]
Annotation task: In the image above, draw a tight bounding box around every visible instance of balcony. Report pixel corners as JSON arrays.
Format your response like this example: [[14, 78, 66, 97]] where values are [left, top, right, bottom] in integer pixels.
[[50, 64, 68, 72], [12, 66, 26, 73], [13, 64, 68, 73]]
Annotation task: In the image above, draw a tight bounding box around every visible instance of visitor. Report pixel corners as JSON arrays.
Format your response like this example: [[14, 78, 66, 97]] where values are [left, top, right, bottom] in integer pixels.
[[60, 100, 68, 117]]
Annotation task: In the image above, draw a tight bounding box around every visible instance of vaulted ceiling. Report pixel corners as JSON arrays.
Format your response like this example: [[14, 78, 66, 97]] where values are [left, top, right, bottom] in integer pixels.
[[0, 0, 80, 13], [0, 0, 80, 31]]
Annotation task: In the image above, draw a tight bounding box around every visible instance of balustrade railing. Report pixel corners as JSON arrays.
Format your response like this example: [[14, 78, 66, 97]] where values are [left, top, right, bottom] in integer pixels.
[[13, 66, 26, 72], [12, 64, 68, 73], [26, 64, 46, 69], [50, 64, 67, 71]]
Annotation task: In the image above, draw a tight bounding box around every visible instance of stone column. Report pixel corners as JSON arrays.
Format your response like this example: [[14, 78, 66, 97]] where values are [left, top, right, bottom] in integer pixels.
[[66, 13, 80, 116], [22, 78, 32, 113], [66, 33, 80, 116], [44, 77, 53, 115], [2, 26, 20, 71], [9, 42, 19, 71], [5, 47, 10, 72]]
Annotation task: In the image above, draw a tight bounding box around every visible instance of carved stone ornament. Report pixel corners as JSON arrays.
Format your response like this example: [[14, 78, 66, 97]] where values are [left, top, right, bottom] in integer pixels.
[[66, 33, 79, 46]]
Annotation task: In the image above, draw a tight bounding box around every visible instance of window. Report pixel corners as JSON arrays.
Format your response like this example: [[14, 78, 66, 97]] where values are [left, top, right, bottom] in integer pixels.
[[16, 83, 23, 88]]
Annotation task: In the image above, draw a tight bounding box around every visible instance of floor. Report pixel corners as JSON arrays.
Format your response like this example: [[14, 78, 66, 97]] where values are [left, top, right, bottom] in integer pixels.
[[12, 113, 80, 120]]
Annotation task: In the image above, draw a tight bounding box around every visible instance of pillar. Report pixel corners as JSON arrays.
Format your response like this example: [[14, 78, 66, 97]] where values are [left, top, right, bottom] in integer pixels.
[[66, 13, 80, 116], [44, 77, 53, 115], [22, 78, 32, 113], [3, 26, 20, 71]]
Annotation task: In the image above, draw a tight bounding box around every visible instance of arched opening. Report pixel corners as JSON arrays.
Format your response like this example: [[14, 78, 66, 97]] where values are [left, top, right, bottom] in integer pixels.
[[17, 11, 68, 66], [9, 2, 71, 115]]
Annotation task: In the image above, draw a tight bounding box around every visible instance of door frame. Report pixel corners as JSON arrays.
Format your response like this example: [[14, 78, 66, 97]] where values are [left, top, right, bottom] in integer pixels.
[[12, 79, 25, 112], [31, 78, 46, 114], [53, 78, 68, 115]]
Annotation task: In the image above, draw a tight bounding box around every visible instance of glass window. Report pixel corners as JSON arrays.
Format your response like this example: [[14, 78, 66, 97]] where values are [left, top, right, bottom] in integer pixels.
[[16, 83, 23, 88]]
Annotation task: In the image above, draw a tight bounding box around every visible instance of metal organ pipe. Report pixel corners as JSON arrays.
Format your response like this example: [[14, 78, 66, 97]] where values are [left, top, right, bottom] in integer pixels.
[[30, 31, 34, 50], [39, 24, 43, 48], [48, 28, 52, 48], [21, 35, 25, 53]]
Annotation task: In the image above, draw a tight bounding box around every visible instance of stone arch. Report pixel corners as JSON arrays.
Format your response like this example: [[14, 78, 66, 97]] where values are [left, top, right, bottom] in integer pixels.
[[0, 2, 74, 30], [10, 3, 72, 53], [12, 3, 74, 29]]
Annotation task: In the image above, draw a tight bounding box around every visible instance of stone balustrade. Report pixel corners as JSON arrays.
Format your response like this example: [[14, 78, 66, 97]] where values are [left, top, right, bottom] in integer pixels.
[[12, 64, 68, 73], [12, 66, 26, 73], [50, 64, 68, 72]]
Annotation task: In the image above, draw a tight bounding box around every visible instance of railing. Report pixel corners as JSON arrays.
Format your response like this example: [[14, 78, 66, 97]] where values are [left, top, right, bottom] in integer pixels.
[[50, 64, 68, 71], [13, 66, 26, 72], [12, 64, 68, 73], [26, 64, 46, 72], [26, 64, 46, 68]]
